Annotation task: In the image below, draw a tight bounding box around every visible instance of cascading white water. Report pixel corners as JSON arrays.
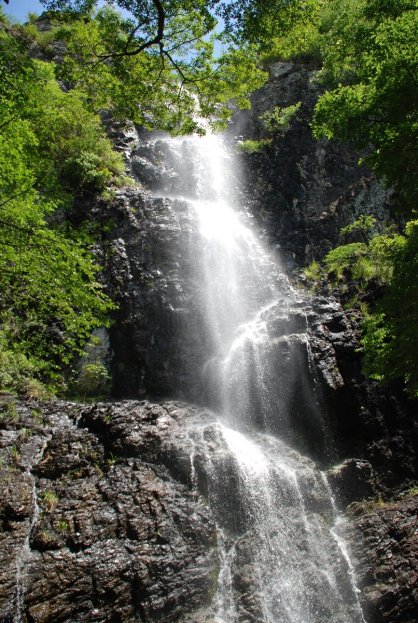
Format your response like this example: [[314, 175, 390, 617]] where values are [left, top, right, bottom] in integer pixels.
[[141, 130, 365, 622]]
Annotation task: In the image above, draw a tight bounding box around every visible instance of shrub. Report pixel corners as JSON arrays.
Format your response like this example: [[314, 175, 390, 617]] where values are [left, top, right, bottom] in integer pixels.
[[323, 242, 369, 280], [73, 362, 110, 398], [260, 102, 302, 135], [303, 260, 322, 283], [238, 138, 272, 153]]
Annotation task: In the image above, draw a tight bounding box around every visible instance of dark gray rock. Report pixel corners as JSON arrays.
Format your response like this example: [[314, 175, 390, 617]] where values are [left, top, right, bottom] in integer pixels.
[[0, 399, 218, 623], [230, 61, 396, 270], [348, 494, 418, 623], [327, 459, 379, 507]]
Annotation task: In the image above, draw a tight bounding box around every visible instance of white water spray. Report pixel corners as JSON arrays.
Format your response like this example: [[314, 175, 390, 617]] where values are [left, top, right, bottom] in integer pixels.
[[140, 129, 366, 622]]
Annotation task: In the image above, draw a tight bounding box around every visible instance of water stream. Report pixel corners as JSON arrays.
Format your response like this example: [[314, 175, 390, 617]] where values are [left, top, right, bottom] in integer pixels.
[[135, 130, 365, 622], [13, 436, 51, 623]]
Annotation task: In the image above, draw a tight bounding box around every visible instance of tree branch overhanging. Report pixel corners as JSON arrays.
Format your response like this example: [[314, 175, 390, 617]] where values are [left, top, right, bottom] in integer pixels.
[[96, 0, 166, 62]]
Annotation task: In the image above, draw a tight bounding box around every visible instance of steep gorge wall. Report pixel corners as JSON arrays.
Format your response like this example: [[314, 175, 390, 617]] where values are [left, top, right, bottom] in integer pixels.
[[95, 64, 417, 621], [0, 62, 416, 623], [231, 62, 418, 623]]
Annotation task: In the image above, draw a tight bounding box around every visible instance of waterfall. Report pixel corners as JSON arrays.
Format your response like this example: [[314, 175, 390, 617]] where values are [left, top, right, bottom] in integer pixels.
[[133, 130, 366, 623]]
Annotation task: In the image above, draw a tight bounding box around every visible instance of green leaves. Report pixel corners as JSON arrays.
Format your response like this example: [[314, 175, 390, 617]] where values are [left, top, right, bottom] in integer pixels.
[[39, 2, 267, 134], [260, 102, 302, 135], [362, 221, 418, 397], [307, 217, 417, 397], [0, 24, 117, 396], [323, 243, 369, 280], [312, 0, 418, 213]]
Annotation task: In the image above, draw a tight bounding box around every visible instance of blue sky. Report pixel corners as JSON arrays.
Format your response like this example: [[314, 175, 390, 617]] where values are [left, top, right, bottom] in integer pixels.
[[3, 0, 136, 22], [3, 0, 44, 21]]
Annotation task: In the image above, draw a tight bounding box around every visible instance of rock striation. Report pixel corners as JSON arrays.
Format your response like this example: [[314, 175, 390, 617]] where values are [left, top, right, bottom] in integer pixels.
[[0, 399, 219, 623], [348, 495, 418, 623], [231, 61, 397, 269], [1, 393, 417, 623]]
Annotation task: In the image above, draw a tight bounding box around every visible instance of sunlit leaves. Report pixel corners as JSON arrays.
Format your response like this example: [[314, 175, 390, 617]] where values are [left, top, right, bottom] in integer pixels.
[[312, 0, 418, 213], [40, 2, 267, 133], [362, 221, 418, 397], [0, 25, 116, 393]]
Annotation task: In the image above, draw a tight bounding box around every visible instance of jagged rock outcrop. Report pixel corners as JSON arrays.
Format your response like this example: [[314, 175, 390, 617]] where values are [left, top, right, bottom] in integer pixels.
[[94, 186, 209, 400], [348, 495, 418, 623], [2, 395, 416, 623], [0, 399, 218, 623], [0, 397, 372, 623]]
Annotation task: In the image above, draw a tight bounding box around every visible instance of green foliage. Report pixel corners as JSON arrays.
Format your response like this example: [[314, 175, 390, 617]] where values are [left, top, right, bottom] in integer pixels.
[[56, 519, 70, 532], [312, 0, 418, 213], [303, 260, 322, 283], [73, 362, 110, 398], [261, 102, 301, 135], [0, 401, 18, 424], [218, 0, 320, 48], [340, 215, 377, 240], [258, 4, 324, 64], [42, 490, 59, 511], [0, 333, 52, 399], [38, 3, 267, 134], [237, 138, 272, 153], [362, 220, 418, 397], [323, 242, 369, 280], [307, 218, 417, 397], [320, 232, 404, 287], [0, 21, 116, 397]]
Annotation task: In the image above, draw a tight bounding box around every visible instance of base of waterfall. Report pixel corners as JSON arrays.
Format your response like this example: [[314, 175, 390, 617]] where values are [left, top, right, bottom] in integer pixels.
[[1, 398, 417, 623]]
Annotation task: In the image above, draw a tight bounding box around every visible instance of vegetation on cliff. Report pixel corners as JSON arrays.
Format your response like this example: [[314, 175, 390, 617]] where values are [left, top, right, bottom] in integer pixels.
[[307, 0, 416, 397], [0, 0, 267, 397], [239, 0, 417, 397], [0, 0, 417, 398], [0, 18, 120, 396]]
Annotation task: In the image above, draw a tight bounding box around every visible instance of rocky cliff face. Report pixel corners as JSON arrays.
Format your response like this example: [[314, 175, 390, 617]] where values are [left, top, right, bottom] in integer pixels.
[[349, 495, 418, 623], [0, 399, 219, 623], [1, 395, 416, 623], [230, 61, 397, 270], [0, 62, 416, 623]]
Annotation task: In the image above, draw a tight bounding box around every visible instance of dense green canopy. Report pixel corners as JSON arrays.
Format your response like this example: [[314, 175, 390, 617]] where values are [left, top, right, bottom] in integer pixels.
[[0, 21, 118, 396], [37, 0, 270, 133]]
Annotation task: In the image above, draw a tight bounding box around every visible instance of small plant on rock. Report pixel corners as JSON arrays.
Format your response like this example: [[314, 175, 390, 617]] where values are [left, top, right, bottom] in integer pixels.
[[56, 519, 70, 532], [260, 102, 302, 135], [237, 139, 272, 153], [42, 490, 59, 512]]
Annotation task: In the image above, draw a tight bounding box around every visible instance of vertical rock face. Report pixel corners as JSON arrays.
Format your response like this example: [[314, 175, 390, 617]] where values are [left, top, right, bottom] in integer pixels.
[[230, 61, 395, 268], [98, 188, 209, 400], [346, 495, 418, 623]]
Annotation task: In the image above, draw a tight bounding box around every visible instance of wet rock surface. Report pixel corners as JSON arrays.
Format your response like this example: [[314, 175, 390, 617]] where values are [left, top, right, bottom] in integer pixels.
[[0, 399, 218, 623], [95, 187, 211, 400], [3, 61, 414, 623], [348, 494, 418, 623], [0, 398, 369, 623]]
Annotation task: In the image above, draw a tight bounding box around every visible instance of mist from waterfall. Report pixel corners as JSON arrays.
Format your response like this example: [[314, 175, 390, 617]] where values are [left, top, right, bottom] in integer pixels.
[[137, 130, 366, 623]]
